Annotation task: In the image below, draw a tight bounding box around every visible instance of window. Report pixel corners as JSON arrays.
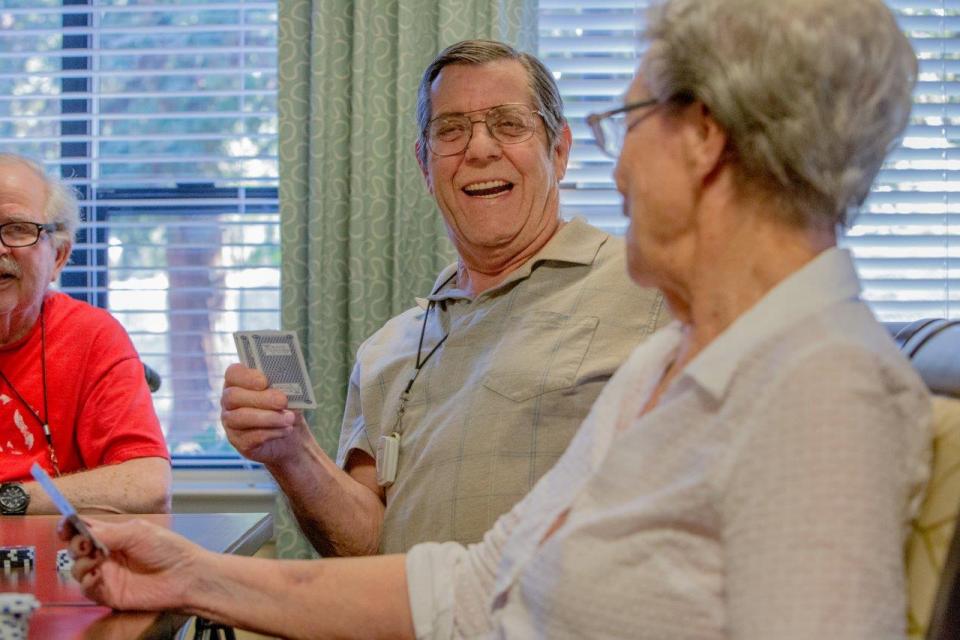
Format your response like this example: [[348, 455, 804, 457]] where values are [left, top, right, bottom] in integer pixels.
[[539, 0, 959, 321], [6, 1, 953, 462], [1, 0, 280, 462]]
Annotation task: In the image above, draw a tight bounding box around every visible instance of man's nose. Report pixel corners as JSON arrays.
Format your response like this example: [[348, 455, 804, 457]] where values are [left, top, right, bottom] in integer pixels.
[[463, 118, 502, 160]]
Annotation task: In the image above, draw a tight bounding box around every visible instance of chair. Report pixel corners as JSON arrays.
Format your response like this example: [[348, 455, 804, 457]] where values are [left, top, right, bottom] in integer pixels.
[[893, 319, 960, 640], [143, 362, 162, 392]]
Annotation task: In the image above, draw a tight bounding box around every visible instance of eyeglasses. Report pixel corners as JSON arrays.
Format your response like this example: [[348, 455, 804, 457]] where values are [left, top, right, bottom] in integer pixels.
[[425, 103, 544, 157], [586, 98, 659, 159], [0, 221, 58, 248]]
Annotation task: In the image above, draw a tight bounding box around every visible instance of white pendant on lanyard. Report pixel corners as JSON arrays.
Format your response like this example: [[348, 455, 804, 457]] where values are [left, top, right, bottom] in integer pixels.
[[376, 393, 406, 487], [376, 433, 402, 487]]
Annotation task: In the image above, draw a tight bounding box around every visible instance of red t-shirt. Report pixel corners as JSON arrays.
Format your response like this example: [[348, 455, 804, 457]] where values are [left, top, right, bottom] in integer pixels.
[[0, 291, 169, 482]]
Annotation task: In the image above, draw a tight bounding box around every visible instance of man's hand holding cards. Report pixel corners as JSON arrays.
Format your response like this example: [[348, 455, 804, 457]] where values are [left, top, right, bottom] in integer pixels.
[[232, 330, 317, 410]]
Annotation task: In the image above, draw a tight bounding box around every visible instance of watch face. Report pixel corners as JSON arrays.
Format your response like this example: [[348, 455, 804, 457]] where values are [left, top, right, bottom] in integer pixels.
[[0, 484, 29, 514]]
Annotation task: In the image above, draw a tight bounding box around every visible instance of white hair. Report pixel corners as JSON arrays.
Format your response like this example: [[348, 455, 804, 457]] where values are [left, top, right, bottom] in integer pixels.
[[642, 0, 917, 229], [0, 153, 80, 249]]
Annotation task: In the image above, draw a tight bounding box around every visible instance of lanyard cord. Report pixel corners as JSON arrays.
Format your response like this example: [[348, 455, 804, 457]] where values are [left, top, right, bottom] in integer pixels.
[[0, 300, 60, 476], [392, 271, 457, 439], [403, 271, 457, 395]]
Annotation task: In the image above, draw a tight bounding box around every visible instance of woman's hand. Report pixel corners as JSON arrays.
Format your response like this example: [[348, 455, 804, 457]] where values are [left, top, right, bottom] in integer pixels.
[[59, 517, 203, 612]]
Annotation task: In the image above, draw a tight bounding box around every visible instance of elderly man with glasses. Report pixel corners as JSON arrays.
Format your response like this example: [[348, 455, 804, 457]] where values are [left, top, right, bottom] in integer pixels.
[[220, 39, 667, 557], [0, 153, 170, 516]]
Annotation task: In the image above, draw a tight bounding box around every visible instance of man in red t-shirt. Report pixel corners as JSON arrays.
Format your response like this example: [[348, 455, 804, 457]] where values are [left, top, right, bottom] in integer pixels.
[[0, 153, 170, 515]]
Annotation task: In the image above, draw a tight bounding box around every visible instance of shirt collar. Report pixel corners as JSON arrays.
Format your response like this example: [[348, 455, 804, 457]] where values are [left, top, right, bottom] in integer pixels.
[[416, 217, 608, 307], [682, 247, 862, 400]]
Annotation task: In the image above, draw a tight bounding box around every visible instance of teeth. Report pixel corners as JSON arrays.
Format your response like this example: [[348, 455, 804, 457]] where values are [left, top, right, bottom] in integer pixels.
[[462, 180, 513, 199], [463, 180, 509, 193]]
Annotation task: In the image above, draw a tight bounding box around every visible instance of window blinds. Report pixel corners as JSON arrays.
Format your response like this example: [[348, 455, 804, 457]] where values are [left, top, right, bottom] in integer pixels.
[[2, 0, 954, 459], [538, 0, 958, 321], [0, 0, 280, 459]]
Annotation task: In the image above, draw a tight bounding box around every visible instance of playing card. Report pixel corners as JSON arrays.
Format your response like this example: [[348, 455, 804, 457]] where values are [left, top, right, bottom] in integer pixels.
[[233, 331, 257, 369], [29, 463, 109, 558], [233, 330, 317, 409]]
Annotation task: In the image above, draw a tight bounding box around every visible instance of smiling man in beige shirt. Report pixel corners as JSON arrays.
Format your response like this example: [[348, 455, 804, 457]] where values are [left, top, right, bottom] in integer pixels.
[[220, 40, 667, 557]]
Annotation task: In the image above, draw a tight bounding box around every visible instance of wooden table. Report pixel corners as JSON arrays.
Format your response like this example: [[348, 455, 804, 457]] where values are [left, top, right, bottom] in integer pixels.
[[0, 512, 273, 639]]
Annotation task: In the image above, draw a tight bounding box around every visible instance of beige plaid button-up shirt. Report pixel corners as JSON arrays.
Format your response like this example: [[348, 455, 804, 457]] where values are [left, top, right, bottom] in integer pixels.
[[336, 219, 667, 553]]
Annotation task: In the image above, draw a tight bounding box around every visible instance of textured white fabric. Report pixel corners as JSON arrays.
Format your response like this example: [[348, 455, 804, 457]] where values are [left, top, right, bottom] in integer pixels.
[[406, 248, 932, 639], [407, 542, 465, 640]]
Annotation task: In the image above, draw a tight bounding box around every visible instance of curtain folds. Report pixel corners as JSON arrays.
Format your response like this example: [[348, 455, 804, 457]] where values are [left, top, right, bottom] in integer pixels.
[[277, 0, 536, 558]]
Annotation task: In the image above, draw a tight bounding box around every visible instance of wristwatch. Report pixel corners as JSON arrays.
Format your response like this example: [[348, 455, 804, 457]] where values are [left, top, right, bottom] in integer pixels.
[[0, 483, 29, 515]]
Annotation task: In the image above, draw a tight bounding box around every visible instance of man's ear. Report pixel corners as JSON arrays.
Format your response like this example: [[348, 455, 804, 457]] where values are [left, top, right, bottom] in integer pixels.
[[552, 123, 573, 182], [682, 102, 727, 183], [51, 240, 71, 281]]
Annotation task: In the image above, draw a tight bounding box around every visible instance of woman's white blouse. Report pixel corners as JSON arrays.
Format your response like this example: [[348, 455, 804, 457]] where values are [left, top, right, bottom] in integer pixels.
[[406, 248, 932, 640]]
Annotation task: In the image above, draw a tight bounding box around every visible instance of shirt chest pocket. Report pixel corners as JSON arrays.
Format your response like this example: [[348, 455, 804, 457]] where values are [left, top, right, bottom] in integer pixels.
[[482, 312, 599, 402]]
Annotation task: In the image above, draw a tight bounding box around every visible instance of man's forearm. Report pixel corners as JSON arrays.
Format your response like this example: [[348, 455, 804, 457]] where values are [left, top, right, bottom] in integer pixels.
[[268, 442, 384, 557], [24, 457, 171, 514]]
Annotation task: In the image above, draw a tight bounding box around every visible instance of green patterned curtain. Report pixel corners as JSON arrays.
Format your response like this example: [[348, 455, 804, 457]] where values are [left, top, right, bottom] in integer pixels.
[[276, 0, 537, 558]]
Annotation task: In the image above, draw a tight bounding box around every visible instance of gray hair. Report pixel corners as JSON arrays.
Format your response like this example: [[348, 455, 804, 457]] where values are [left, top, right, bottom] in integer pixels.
[[0, 153, 80, 249], [416, 39, 566, 166], [641, 0, 917, 229]]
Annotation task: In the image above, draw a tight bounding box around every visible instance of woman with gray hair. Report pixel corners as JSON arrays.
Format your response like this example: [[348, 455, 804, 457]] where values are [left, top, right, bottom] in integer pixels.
[[64, 0, 930, 638]]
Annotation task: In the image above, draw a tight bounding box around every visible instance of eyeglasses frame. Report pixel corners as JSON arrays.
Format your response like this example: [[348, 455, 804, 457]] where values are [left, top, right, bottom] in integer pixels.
[[0, 221, 58, 248], [586, 98, 660, 159], [424, 103, 545, 157]]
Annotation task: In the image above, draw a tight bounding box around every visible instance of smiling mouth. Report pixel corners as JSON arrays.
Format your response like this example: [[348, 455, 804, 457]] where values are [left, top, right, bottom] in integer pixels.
[[462, 180, 514, 199]]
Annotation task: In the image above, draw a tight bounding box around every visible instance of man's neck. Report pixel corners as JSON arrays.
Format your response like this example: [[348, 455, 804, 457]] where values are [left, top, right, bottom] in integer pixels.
[[455, 220, 564, 296], [0, 300, 43, 347]]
